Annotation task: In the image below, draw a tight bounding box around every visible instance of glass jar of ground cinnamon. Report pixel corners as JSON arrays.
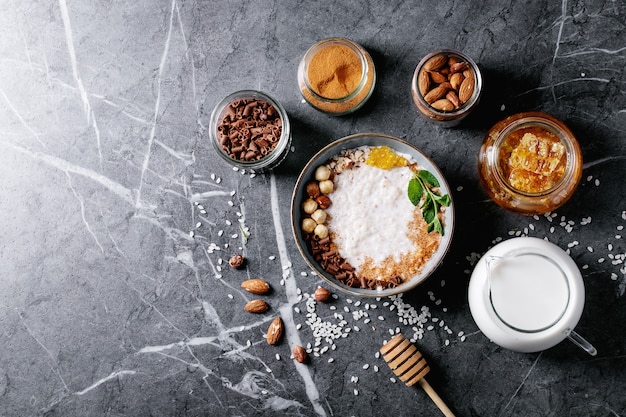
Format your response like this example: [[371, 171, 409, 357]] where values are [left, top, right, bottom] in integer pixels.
[[298, 38, 376, 116], [478, 112, 583, 215]]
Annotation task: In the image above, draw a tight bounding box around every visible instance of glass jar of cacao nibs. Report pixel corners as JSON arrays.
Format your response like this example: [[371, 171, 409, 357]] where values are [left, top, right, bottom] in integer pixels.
[[411, 49, 482, 127], [209, 90, 292, 170]]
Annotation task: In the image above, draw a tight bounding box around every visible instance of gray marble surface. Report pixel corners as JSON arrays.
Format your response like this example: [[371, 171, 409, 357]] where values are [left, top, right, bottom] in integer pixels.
[[1, 0, 625, 416]]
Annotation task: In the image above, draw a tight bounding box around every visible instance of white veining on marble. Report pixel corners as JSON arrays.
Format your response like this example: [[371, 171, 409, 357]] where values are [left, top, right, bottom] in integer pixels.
[[137, 299, 306, 411], [58, 0, 103, 167], [270, 174, 328, 417], [136, 0, 177, 209], [19, 312, 69, 392], [4, 141, 134, 205], [500, 352, 543, 416], [0, 87, 46, 149], [65, 171, 105, 253], [74, 370, 137, 396]]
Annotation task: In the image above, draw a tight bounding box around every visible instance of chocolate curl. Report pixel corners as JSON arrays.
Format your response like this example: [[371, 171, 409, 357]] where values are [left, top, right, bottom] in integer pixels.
[[242, 101, 258, 117], [267, 105, 277, 118], [224, 106, 236, 121]]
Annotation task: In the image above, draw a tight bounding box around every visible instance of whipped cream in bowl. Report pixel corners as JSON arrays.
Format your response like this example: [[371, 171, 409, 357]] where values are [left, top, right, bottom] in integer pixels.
[[291, 133, 455, 297]]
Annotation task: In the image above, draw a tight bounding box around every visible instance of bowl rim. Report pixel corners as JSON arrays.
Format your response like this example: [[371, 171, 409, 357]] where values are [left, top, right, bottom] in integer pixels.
[[290, 132, 455, 298]]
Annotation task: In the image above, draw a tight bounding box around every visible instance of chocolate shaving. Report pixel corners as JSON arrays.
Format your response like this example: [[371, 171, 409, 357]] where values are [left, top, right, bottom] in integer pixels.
[[217, 98, 282, 161]]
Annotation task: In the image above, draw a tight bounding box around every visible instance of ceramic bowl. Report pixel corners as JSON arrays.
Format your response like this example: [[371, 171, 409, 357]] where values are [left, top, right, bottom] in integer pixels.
[[290, 133, 455, 297]]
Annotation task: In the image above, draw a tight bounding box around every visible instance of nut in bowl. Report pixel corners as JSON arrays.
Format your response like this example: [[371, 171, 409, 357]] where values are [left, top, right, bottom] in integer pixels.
[[411, 49, 482, 127], [291, 133, 454, 297]]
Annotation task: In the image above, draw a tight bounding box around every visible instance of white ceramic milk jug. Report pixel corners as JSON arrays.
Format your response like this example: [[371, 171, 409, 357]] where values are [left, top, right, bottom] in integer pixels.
[[468, 237, 596, 355]]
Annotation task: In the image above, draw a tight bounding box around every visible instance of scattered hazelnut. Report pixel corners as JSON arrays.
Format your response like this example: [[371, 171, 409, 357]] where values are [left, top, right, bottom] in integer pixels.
[[314, 224, 328, 239], [315, 195, 332, 209], [302, 218, 317, 234], [228, 254, 245, 269], [314, 165, 331, 181], [318, 179, 334, 194], [314, 287, 331, 302], [305, 181, 321, 199], [310, 209, 327, 224], [293, 345, 307, 363]]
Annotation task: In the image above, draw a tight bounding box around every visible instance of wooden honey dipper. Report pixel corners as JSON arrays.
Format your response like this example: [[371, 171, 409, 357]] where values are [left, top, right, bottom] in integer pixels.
[[380, 333, 456, 417]]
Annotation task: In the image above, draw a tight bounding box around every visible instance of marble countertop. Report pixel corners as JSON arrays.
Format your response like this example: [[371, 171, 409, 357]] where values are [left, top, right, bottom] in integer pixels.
[[1, 1, 625, 416]]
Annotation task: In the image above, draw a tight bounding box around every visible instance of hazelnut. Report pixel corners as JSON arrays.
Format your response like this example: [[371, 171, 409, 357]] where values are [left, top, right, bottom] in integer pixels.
[[228, 254, 245, 269], [310, 209, 327, 224], [318, 179, 334, 194], [305, 181, 321, 198], [314, 287, 331, 302], [315, 195, 332, 209], [302, 198, 318, 214], [314, 165, 331, 181], [302, 218, 316, 234], [314, 224, 328, 239], [293, 345, 307, 363]]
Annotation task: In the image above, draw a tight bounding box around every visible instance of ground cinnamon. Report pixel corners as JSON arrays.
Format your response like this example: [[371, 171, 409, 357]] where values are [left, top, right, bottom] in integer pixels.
[[307, 45, 362, 99], [298, 38, 376, 115]]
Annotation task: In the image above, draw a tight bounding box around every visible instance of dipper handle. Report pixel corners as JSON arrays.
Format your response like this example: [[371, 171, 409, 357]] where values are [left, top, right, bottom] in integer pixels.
[[380, 333, 456, 417]]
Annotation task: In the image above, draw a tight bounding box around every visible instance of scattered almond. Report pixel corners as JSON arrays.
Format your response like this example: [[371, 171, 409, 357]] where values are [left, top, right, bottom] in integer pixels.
[[244, 299, 269, 313], [241, 279, 270, 295], [314, 287, 331, 302], [266, 316, 284, 345], [293, 345, 307, 363]]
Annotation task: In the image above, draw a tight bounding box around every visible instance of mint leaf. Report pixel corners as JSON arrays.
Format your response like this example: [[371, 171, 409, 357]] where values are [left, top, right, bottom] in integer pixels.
[[435, 193, 451, 207], [418, 170, 439, 188], [422, 199, 436, 224], [406, 169, 450, 236], [407, 178, 423, 206]]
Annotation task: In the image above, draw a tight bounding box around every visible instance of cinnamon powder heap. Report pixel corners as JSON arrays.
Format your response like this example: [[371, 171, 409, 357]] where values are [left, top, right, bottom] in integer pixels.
[[307, 45, 362, 99]]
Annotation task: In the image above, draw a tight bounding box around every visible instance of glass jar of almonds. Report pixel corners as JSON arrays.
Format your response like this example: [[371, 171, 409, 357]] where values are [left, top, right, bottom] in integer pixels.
[[411, 49, 482, 127]]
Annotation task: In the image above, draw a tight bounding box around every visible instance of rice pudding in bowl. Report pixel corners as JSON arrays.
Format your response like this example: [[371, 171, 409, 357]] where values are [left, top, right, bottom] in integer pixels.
[[291, 133, 454, 297]]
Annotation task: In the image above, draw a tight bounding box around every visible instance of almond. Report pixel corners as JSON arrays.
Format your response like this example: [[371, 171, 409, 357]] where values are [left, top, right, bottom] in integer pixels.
[[423, 54, 448, 71], [428, 71, 447, 84], [244, 299, 269, 313], [447, 55, 460, 66], [458, 75, 475, 104], [449, 72, 464, 90], [446, 90, 460, 108], [293, 345, 307, 363], [431, 98, 455, 111], [418, 70, 430, 96], [423, 85, 448, 104], [241, 279, 270, 295], [266, 316, 284, 345], [314, 287, 331, 302], [450, 61, 469, 74]]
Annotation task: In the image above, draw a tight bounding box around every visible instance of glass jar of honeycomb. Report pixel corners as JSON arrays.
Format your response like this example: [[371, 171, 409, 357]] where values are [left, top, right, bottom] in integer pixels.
[[478, 112, 583, 215]]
